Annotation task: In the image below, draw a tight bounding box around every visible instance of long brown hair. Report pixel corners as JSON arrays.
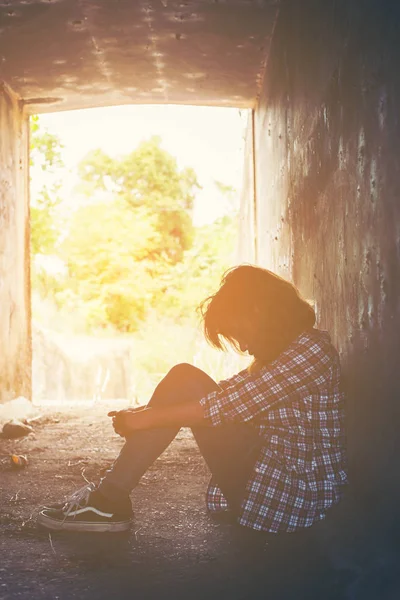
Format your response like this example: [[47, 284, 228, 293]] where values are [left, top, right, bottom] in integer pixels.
[[199, 264, 316, 369]]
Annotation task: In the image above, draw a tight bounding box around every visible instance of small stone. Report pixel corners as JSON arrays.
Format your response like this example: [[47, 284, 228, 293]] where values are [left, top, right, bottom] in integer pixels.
[[10, 454, 28, 468], [2, 420, 34, 439]]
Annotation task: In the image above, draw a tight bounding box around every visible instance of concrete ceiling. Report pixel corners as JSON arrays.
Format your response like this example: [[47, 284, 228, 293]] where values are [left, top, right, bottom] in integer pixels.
[[0, 0, 279, 113]]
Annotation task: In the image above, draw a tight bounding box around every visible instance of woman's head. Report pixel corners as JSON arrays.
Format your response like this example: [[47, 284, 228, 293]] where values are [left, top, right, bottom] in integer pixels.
[[199, 264, 316, 365]]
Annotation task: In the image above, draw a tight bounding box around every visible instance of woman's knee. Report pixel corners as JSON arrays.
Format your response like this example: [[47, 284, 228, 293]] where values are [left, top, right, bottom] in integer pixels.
[[167, 363, 198, 379], [165, 363, 218, 393], [148, 363, 218, 407]]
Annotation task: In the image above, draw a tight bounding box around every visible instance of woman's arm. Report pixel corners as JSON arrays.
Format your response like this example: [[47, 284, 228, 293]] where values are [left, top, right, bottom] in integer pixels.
[[108, 400, 205, 436], [199, 337, 334, 426]]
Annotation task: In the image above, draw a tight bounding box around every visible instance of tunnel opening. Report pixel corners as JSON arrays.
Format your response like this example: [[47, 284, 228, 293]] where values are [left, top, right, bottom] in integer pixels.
[[30, 104, 252, 407], [2, 0, 400, 595]]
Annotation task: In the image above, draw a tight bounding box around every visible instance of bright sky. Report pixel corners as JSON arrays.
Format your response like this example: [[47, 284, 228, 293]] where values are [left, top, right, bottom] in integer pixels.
[[38, 104, 248, 225]]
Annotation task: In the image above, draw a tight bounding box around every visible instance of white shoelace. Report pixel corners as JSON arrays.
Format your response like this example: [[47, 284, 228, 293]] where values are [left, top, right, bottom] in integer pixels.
[[62, 482, 96, 520]]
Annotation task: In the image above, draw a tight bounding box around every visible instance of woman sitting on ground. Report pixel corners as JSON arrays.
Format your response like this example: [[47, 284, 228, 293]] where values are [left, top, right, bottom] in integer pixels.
[[37, 264, 348, 534]]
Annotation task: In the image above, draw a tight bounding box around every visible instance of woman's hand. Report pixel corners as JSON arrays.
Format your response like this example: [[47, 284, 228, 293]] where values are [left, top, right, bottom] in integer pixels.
[[108, 407, 151, 437]]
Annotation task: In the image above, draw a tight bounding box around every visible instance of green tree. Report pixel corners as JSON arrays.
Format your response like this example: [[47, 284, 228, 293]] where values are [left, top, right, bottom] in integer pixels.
[[59, 138, 201, 332], [77, 136, 199, 262], [30, 115, 65, 255], [154, 213, 239, 321], [60, 201, 159, 331]]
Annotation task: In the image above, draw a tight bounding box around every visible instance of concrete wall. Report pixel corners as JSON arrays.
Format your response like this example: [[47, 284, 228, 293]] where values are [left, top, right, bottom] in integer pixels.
[[0, 84, 31, 403], [246, 0, 400, 538], [32, 325, 135, 403], [237, 112, 256, 264]]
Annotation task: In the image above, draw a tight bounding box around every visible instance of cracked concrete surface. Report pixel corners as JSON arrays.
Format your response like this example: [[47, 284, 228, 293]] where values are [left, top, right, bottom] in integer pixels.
[[0, 0, 280, 112]]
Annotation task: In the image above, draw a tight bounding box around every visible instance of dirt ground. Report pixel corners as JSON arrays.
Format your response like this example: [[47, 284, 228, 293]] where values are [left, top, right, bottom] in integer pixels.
[[0, 403, 347, 600]]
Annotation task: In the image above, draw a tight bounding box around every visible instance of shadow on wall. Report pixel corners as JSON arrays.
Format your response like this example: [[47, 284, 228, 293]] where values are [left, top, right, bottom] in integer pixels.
[[32, 324, 136, 404]]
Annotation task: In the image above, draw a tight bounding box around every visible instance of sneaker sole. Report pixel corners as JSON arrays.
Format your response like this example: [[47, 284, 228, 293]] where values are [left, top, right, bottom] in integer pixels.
[[37, 511, 132, 533]]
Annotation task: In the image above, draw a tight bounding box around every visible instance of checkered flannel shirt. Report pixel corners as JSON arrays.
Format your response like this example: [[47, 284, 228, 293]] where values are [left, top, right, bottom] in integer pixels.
[[199, 328, 348, 533]]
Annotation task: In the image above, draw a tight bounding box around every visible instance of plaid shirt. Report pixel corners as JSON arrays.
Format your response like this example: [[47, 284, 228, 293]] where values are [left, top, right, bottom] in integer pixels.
[[199, 328, 348, 533]]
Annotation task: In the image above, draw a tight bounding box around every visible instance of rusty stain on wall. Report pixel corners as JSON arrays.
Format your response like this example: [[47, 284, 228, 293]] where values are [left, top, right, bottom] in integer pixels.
[[0, 83, 31, 403]]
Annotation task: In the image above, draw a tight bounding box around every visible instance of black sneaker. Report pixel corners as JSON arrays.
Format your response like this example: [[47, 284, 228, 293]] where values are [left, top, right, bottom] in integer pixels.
[[37, 483, 133, 532], [41, 482, 98, 511]]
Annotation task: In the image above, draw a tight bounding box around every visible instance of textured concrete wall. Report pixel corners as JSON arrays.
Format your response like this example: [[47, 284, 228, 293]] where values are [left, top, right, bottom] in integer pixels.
[[237, 112, 256, 264], [251, 0, 400, 537], [0, 84, 31, 403], [32, 325, 135, 403]]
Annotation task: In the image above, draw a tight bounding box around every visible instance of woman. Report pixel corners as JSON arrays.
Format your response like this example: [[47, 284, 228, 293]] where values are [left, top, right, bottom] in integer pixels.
[[37, 265, 348, 534]]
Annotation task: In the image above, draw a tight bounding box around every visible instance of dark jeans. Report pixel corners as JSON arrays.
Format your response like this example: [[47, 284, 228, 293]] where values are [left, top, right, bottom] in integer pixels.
[[98, 363, 261, 515]]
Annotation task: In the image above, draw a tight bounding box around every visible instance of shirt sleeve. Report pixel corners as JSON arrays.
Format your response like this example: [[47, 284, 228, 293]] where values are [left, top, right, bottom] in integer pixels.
[[199, 335, 333, 426], [217, 368, 249, 390]]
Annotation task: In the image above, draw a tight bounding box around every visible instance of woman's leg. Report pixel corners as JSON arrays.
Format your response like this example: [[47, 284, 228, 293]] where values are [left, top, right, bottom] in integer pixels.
[[191, 423, 261, 515], [98, 364, 260, 513], [98, 363, 217, 501], [148, 363, 261, 512]]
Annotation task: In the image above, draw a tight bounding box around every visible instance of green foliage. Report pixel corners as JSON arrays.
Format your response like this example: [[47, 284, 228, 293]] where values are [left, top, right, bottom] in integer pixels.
[[155, 214, 239, 320], [30, 115, 64, 170], [31, 124, 239, 340], [56, 138, 202, 332], [30, 119, 246, 398], [77, 136, 199, 263], [59, 201, 158, 332], [30, 115, 65, 256], [78, 136, 198, 209]]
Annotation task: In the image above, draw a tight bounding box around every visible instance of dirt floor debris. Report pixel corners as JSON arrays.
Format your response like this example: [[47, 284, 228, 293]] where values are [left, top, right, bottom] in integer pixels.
[[10, 454, 28, 468], [2, 420, 34, 439], [0, 402, 346, 599]]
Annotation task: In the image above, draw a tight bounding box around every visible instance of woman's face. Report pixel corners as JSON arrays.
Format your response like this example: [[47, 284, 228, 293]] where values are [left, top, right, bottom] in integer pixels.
[[229, 319, 259, 357]]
